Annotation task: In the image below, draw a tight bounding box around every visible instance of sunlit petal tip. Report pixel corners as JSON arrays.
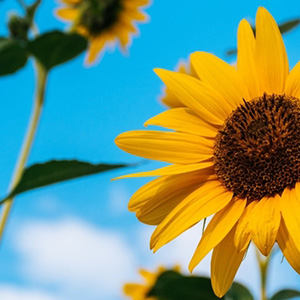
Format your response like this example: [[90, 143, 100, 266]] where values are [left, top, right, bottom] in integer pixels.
[[256, 7, 288, 94]]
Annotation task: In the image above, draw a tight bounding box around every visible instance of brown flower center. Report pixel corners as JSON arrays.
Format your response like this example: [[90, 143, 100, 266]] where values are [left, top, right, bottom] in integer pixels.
[[214, 94, 300, 201], [78, 0, 123, 35]]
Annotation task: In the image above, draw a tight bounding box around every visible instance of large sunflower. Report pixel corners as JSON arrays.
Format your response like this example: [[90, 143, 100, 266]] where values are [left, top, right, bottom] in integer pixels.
[[56, 0, 149, 64], [115, 7, 300, 297]]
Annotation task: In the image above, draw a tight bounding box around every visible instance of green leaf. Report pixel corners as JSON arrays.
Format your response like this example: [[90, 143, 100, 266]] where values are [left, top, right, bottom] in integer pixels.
[[270, 289, 300, 300], [0, 38, 28, 76], [1, 160, 127, 201], [279, 19, 300, 35], [28, 31, 88, 70], [225, 282, 254, 300], [148, 271, 222, 300]]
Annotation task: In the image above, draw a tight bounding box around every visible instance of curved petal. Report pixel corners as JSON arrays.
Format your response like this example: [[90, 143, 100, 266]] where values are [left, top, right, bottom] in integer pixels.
[[280, 186, 300, 252], [123, 283, 146, 297], [277, 218, 300, 274], [190, 52, 250, 105], [237, 19, 262, 98], [56, 8, 78, 21], [129, 171, 216, 226], [86, 36, 106, 65], [211, 225, 248, 297], [255, 7, 288, 94], [137, 175, 216, 225], [234, 200, 258, 252], [154, 69, 232, 125], [249, 195, 281, 255], [161, 61, 193, 108], [115, 130, 214, 164], [284, 61, 300, 98], [189, 197, 246, 272], [161, 86, 184, 108], [114, 162, 214, 179], [145, 108, 219, 138], [150, 180, 233, 251]]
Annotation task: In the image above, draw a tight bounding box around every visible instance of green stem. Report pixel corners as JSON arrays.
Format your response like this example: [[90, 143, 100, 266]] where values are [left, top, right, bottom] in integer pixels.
[[16, 0, 27, 10], [256, 248, 272, 300], [0, 61, 47, 243]]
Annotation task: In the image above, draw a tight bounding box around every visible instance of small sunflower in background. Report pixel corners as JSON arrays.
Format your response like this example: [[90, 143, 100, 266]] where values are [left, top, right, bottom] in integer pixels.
[[124, 266, 177, 300], [116, 7, 300, 297], [56, 0, 149, 64]]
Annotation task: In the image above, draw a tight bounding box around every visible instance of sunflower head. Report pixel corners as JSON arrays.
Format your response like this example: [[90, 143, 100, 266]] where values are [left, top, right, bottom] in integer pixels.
[[56, 0, 149, 64], [116, 6, 300, 298]]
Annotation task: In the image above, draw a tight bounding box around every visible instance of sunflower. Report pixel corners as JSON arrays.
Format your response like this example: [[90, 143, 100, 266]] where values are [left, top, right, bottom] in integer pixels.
[[56, 0, 149, 64], [115, 7, 300, 297], [123, 266, 167, 300]]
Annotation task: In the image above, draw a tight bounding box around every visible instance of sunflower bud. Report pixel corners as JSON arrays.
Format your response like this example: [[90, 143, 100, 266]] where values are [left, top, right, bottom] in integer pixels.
[[8, 14, 30, 41]]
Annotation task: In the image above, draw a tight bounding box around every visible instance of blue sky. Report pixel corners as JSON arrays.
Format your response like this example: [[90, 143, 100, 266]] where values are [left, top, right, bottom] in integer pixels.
[[0, 0, 300, 299]]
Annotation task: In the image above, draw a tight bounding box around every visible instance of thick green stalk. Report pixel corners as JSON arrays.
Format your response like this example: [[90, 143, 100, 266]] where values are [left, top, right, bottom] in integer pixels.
[[0, 61, 47, 243]]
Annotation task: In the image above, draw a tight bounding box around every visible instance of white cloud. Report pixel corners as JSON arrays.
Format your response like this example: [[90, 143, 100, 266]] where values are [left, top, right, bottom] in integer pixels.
[[14, 218, 137, 299], [0, 285, 60, 300]]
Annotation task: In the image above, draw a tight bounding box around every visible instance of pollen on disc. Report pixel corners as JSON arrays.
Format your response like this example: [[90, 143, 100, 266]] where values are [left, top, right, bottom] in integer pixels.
[[214, 94, 300, 201]]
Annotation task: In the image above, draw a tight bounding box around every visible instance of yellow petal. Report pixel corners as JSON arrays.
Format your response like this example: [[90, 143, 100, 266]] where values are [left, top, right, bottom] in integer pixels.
[[127, 10, 148, 22], [128, 170, 214, 211], [211, 225, 248, 297], [255, 7, 288, 94], [277, 218, 300, 274], [136, 175, 216, 225], [161, 60, 197, 108], [154, 69, 232, 125], [161, 86, 184, 108], [86, 36, 106, 65], [237, 19, 262, 98], [123, 0, 149, 9], [115, 130, 213, 164], [59, 0, 81, 4], [114, 161, 214, 179], [56, 8, 79, 21], [189, 197, 246, 272], [123, 283, 146, 297], [150, 180, 233, 251], [280, 186, 300, 252], [284, 61, 300, 98], [234, 200, 258, 252], [190, 52, 250, 105], [249, 195, 281, 256], [145, 108, 219, 138], [139, 268, 157, 284]]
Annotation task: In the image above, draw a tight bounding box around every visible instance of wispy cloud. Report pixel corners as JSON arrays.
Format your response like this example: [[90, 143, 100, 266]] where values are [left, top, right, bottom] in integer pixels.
[[14, 218, 137, 300], [0, 285, 60, 300]]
